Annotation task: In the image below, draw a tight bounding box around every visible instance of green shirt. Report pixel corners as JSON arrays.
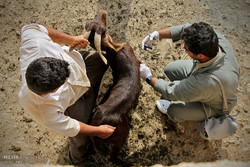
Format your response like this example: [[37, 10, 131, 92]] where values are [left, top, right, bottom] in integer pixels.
[[154, 24, 240, 111]]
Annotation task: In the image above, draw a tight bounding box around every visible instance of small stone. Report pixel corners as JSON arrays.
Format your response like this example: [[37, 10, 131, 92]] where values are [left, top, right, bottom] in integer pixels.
[[22, 116, 33, 123], [244, 125, 250, 133], [10, 146, 21, 152], [16, 30, 20, 36]]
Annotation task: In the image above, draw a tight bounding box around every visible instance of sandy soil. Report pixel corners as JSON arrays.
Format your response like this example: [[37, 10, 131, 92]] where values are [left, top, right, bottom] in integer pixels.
[[0, 0, 249, 166]]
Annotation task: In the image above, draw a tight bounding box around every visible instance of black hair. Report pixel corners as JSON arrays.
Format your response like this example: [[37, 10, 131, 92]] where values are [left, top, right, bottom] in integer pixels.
[[25, 57, 70, 95], [181, 22, 219, 58]]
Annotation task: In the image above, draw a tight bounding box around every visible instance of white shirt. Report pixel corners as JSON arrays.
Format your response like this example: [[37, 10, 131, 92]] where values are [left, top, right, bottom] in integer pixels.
[[18, 24, 91, 137]]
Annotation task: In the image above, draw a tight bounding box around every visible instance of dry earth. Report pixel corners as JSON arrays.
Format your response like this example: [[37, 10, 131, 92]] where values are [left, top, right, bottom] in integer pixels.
[[0, 0, 249, 166]]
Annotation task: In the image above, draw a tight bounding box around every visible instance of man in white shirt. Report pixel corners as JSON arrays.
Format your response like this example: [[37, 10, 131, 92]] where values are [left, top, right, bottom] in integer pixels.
[[18, 23, 115, 165]]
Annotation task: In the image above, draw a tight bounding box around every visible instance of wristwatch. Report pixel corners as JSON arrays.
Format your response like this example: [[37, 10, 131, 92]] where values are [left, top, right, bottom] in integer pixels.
[[146, 75, 153, 84]]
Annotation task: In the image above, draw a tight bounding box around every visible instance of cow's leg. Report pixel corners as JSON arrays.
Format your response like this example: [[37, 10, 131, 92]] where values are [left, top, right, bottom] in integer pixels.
[[110, 122, 130, 166]]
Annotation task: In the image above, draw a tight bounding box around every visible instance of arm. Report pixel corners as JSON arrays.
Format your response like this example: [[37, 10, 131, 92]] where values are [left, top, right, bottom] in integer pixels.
[[169, 23, 191, 42], [141, 28, 171, 85], [25, 101, 115, 138], [140, 64, 213, 102], [142, 24, 191, 50], [141, 27, 172, 50], [153, 75, 214, 102], [77, 121, 115, 139], [157, 27, 172, 39], [140, 64, 161, 87], [147, 76, 214, 102], [44, 26, 89, 49], [40, 112, 115, 138], [147, 77, 159, 87]]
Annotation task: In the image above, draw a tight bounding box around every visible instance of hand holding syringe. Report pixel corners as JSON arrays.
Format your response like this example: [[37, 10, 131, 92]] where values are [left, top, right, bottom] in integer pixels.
[[141, 31, 159, 51], [138, 31, 168, 79]]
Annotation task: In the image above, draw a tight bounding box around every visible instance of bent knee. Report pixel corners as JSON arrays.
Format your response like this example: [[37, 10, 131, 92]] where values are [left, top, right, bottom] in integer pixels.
[[164, 62, 176, 76], [164, 62, 182, 81], [167, 106, 184, 123]]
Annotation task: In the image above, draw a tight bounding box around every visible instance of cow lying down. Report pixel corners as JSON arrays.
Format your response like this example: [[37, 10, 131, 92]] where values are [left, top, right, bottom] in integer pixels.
[[79, 10, 141, 164]]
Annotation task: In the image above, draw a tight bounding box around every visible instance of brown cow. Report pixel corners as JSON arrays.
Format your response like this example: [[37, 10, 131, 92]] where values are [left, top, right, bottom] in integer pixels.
[[80, 10, 141, 164]]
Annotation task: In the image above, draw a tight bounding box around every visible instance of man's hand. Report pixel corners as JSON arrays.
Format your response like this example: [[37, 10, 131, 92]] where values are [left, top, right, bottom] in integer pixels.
[[96, 125, 116, 139], [69, 35, 90, 50], [140, 64, 152, 80], [45, 26, 89, 50], [141, 31, 159, 51]]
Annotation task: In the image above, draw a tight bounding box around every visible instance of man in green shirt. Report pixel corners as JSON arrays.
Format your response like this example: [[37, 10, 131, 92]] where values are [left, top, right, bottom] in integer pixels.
[[140, 22, 239, 123]]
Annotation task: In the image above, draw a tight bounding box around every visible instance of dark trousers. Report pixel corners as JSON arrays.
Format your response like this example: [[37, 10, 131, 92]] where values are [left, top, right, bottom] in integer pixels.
[[65, 51, 108, 163]]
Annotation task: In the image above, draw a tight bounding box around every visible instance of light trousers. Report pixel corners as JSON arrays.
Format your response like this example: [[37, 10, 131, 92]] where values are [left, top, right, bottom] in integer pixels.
[[164, 60, 222, 122]]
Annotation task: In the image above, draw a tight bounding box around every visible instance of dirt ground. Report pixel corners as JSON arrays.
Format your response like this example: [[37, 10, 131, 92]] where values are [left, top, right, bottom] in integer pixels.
[[0, 0, 249, 166]]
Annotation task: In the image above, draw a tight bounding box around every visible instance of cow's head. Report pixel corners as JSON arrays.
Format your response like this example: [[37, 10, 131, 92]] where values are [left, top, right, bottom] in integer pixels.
[[82, 10, 125, 64]]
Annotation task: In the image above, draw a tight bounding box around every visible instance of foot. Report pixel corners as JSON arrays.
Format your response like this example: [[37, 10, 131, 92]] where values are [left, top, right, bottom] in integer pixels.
[[69, 153, 95, 167], [156, 99, 171, 114]]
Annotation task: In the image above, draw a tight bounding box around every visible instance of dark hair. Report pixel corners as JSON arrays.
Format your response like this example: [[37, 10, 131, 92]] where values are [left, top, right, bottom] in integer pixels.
[[25, 57, 70, 95], [181, 22, 219, 58]]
